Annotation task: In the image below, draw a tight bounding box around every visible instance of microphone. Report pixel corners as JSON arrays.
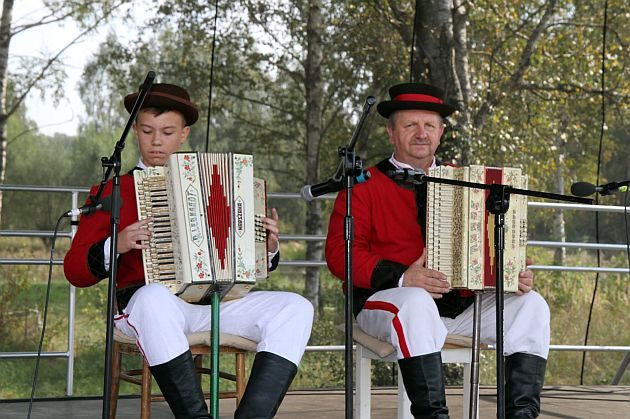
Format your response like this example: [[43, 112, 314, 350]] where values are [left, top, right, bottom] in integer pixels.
[[571, 181, 630, 197], [64, 195, 118, 217], [388, 168, 426, 184], [300, 170, 371, 201], [141, 70, 157, 92]]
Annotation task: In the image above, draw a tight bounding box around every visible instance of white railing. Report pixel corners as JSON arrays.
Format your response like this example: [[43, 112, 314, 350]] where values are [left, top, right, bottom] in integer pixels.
[[0, 184, 628, 397]]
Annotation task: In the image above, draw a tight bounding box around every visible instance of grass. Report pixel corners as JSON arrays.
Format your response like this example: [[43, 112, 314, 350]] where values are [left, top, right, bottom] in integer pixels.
[[0, 238, 628, 399]]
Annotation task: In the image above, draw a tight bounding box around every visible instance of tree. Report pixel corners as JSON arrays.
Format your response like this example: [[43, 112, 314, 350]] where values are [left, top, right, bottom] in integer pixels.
[[73, 0, 628, 311], [0, 0, 131, 225], [370, 0, 628, 245], [79, 0, 383, 316]]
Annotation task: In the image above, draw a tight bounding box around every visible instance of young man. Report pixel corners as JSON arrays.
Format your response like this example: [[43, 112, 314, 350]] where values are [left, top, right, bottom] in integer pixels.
[[325, 83, 549, 419], [64, 83, 313, 419]]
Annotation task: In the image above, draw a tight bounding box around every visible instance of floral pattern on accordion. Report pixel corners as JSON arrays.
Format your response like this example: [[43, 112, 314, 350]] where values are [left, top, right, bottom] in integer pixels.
[[232, 154, 257, 283], [426, 165, 525, 293]]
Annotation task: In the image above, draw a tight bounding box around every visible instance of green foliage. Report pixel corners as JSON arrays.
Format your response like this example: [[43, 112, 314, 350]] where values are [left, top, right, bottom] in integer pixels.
[[2, 0, 629, 400], [1, 236, 628, 398], [464, 0, 629, 190], [0, 264, 37, 350], [5, 0, 629, 240], [2, 120, 140, 231]]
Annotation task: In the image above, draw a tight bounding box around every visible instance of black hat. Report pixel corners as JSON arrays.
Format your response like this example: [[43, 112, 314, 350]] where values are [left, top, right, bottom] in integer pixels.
[[124, 83, 199, 126], [377, 83, 456, 118]]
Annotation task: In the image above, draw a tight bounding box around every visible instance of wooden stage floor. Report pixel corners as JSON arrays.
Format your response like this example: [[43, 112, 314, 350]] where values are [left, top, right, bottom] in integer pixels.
[[2, 385, 628, 418]]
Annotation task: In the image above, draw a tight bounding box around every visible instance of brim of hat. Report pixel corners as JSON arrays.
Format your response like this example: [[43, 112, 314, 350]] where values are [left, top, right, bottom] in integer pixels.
[[124, 92, 199, 126], [377, 101, 456, 118]]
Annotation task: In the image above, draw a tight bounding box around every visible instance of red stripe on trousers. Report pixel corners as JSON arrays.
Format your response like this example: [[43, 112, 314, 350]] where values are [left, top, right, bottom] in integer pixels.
[[362, 300, 411, 358], [124, 318, 148, 360]]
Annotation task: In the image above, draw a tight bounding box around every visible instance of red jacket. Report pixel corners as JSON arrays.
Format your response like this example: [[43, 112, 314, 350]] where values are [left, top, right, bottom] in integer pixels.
[[64, 173, 145, 290], [326, 162, 424, 285], [325, 158, 473, 318]]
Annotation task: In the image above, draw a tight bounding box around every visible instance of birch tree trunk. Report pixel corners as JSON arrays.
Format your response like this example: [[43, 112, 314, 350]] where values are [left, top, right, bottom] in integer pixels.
[[552, 154, 566, 265], [0, 0, 126, 226], [405, 0, 558, 164], [0, 0, 15, 225], [410, 0, 472, 163], [303, 0, 324, 316], [553, 124, 568, 265]]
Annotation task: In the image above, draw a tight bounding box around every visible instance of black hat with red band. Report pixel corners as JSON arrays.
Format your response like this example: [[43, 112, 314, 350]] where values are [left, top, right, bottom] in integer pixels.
[[377, 82, 456, 119]]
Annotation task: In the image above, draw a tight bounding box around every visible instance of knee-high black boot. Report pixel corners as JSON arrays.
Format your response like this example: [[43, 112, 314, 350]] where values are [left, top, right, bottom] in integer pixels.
[[234, 351, 297, 419], [149, 350, 211, 419], [505, 353, 546, 419], [397, 352, 450, 419]]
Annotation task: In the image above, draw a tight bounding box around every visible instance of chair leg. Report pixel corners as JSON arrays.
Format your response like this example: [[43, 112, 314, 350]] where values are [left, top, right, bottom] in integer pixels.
[[463, 361, 471, 419], [109, 342, 122, 419], [235, 351, 246, 406], [355, 344, 372, 419], [141, 359, 152, 419]]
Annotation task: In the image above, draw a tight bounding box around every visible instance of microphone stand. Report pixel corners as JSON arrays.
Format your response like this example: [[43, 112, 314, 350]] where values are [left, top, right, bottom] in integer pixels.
[[598, 179, 630, 195], [90, 71, 156, 419], [391, 169, 592, 419], [334, 96, 375, 419], [210, 288, 220, 418]]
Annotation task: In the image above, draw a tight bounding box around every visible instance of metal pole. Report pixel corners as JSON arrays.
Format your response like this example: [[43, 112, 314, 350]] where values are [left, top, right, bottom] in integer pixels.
[[469, 292, 483, 419], [210, 291, 221, 418]]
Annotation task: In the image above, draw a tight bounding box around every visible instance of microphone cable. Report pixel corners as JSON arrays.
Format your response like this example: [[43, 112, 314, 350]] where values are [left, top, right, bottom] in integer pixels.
[[26, 213, 66, 419], [408, 0, 419, 83], [624, 193, 630, 301], [579, 0, 608, 385], [204, 0, 220, 153]]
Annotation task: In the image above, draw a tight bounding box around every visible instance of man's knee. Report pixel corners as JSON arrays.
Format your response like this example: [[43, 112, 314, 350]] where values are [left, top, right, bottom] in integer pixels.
[[397, 288, 440, 318], [284, 293, 314, 326], [521, 291, 550, 324], [129, 284, 174, 313]]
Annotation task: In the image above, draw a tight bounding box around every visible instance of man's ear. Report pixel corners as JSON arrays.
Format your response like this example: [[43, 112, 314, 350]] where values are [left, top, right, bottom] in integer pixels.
[[131, 121, 138, 136], [386, 123, 395, 145], [180, 126, 191, 144]]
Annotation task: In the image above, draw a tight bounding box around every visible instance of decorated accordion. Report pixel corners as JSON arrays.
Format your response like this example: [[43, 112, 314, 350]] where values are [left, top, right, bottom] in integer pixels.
[[133, 152, 268, 303], [425, 166, 528, 292]]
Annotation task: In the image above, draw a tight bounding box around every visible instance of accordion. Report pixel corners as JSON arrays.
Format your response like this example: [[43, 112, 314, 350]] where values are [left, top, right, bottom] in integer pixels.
[[133, 152, 268, 303], [425, 165, 528, 292]]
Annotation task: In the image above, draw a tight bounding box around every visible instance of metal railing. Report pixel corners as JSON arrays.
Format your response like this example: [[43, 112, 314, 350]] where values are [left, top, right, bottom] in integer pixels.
[[0, 184, 628, 397]]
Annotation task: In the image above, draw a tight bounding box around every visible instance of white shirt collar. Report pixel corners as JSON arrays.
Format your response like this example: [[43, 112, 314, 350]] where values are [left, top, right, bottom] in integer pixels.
[[137, 159, 147, 170], [388, 154, 436, 171]]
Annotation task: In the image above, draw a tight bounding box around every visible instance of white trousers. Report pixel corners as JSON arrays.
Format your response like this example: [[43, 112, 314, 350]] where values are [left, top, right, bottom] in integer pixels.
[[356, 287, 550, 360], [114, 283, 314, 367]]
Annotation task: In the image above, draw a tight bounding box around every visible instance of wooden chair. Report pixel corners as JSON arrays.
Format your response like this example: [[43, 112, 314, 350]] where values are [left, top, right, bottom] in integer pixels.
[[353, 323, 485, 419], [109, 327, 257, 419]]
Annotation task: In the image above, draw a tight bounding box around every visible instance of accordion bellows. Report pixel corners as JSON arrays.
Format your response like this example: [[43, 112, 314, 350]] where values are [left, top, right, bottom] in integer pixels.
[[134, 152, 267, 303], [426, 166, 528, 292]]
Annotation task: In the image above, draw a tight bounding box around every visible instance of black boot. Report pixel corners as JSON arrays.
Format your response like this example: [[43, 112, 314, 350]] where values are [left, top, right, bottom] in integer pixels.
[[234, 351, 297, 419], [149, 350, 211, 419], [397, 352, 450, 419], [505, 353, 546, 419]]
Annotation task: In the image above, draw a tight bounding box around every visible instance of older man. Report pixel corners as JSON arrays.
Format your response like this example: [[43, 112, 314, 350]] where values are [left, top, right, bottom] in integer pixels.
[[325, 83, 549, 419]]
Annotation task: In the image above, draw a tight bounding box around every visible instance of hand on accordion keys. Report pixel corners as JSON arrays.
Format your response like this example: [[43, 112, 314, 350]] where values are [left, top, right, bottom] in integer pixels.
[[401, 250, 451, 299], [403, 253, 535, 297], [516, 259, 535, 295], [263, 208, 280, 254], [117, 218, 152, 254]]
